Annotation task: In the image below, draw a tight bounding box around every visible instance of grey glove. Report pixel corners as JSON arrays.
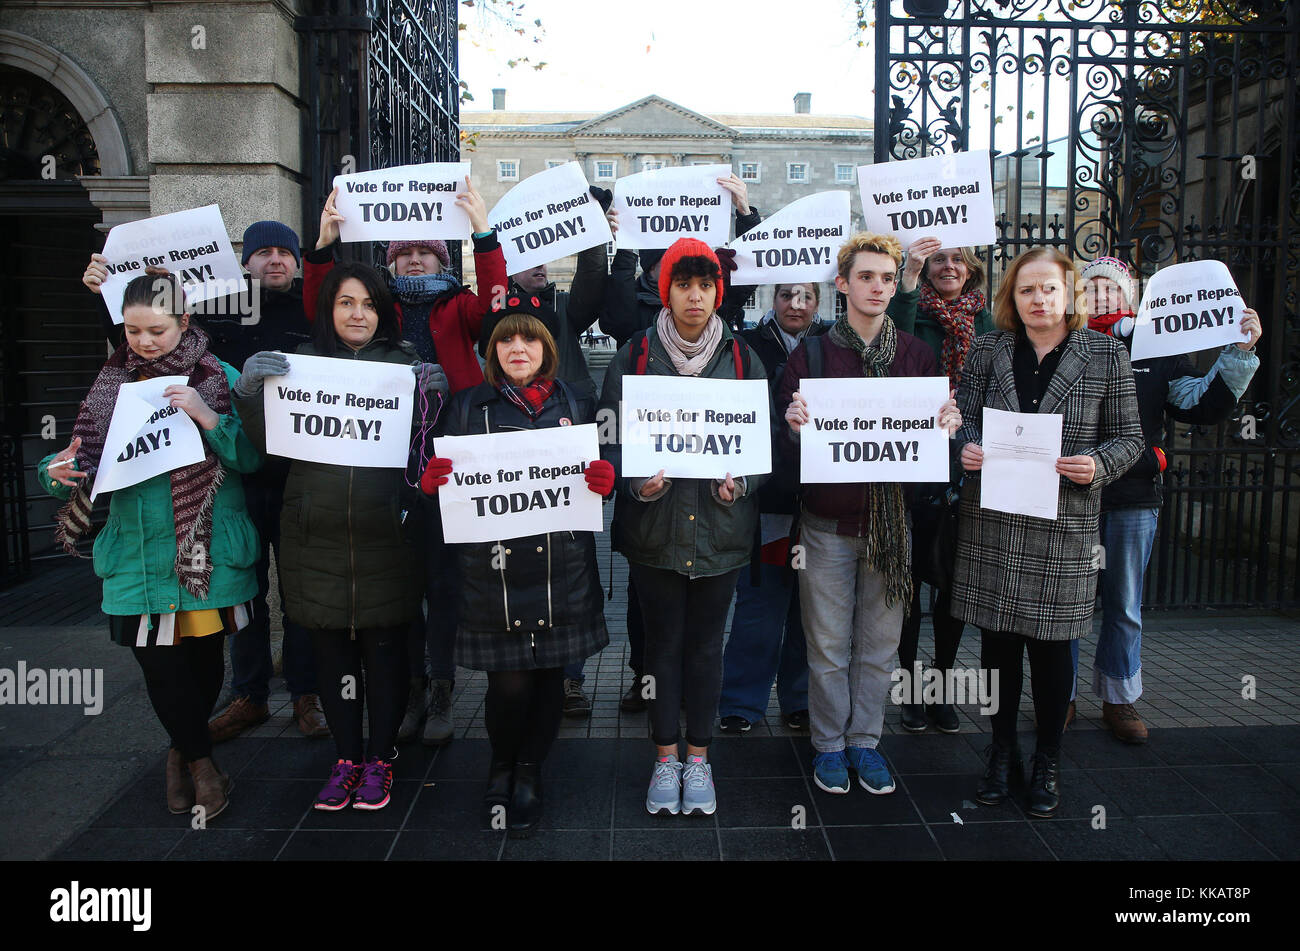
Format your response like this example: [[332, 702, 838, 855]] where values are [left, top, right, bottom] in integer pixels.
[[234, 351, 290, 398], [413, 362, 449, 399]]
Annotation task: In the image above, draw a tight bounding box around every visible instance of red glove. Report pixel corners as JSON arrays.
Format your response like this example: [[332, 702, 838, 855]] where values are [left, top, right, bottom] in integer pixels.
[[421, 456, 453, 495], [584, 459, 615, 497]]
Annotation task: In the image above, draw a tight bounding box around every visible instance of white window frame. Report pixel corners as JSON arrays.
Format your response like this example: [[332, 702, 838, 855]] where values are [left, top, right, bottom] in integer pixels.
[[739, 162, 761, 183], [834, 163, 854, 184], [594, 159, 617, 181], [546, 159, 566, 169], [787, 162, 810, 184], [690, 160, 713, 166], [641, 159, 664, 172], [497, 159, 520, 182]]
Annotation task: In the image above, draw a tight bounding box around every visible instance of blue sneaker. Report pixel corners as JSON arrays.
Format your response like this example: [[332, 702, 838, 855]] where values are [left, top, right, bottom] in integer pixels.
[[812, 750, 850, 794], [845, 746, 895, 794], [646, 754, 683, 815]]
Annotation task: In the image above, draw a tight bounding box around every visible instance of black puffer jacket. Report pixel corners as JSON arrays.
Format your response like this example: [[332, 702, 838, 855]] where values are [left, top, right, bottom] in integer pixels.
[[439, 379, 609, 671], [236, 337, 424, 631]]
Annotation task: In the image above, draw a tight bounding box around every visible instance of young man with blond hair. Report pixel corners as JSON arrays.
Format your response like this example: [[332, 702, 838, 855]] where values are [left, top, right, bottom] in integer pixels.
[[776, 233, 961, 795]]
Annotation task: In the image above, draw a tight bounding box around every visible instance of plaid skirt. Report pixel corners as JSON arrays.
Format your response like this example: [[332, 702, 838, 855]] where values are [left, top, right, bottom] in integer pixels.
[[455, 616, 609, 672]]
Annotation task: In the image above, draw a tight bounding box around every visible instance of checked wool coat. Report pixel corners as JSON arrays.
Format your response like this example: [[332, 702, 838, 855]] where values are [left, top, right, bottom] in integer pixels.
[[950, 328, 1143, 641]]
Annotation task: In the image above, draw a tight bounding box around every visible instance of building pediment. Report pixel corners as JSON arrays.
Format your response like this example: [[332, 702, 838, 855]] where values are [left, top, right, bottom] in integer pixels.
[[570, 95, 735, 140]]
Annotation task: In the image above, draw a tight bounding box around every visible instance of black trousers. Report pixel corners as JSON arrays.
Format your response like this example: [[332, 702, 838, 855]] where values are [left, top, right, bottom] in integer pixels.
[[309, 626, 408, 763], [484, 668, 565, 765], [980, 628, 1073, 756], [626, 573, 645, 675], [898, 584, 965, 682], [132, 633, 226, 762], [631, 564, 741, 748]]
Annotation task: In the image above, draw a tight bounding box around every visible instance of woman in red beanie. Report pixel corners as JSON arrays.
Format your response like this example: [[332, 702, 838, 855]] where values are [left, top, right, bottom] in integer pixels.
[[598, 237, 768, 818]]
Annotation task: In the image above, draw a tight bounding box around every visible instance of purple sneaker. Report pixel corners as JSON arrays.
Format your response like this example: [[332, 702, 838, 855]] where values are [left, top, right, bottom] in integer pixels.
[[352, 757, 394, 810], [314, 759, 361, 811]]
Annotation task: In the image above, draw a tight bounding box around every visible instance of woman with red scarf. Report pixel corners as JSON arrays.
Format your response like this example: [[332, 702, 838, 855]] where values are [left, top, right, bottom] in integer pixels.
[[420, 297, 611, 837], [40, 273, 261, 822], [886, 239, 994, 734]]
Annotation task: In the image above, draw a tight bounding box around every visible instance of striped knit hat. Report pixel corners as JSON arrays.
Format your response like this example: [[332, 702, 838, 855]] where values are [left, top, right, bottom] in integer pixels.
[[386, 240, 450, 269], [1080, 256, 1136, 308]]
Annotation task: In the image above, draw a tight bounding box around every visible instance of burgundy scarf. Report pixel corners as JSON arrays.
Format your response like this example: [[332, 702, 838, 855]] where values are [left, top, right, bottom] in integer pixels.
[[919, 283, 985, 388], [497, 377, 555, 419], [56, 326, 230, 599]]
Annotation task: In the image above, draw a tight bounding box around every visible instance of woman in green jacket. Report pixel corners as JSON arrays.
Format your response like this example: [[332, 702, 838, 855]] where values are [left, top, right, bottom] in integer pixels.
[[599, 238, 768, 819], [887, 239, 994, 735], [235, 262, 447, 814], [42, 273, 261, 822]]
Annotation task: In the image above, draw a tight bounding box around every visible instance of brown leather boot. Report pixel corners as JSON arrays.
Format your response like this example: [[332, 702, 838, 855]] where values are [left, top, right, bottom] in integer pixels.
[[166, 748, 194, 815], [188, 757, 232, 821], [294, 694, 331, 738], [207, 696, 269, 743], [1102, 702, 1149, 744]]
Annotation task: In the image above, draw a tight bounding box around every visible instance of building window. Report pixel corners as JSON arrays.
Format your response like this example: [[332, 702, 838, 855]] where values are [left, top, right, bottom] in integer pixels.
[[787, 162, 810, 184], [739, 162, 761, 183], [835, 163, 854, 184], [642, 159, 664, 172], [595, 160, 617, 181], [497, 160, 519, 182], [546, 159, 566, 169], [691, 160, 713, 166]]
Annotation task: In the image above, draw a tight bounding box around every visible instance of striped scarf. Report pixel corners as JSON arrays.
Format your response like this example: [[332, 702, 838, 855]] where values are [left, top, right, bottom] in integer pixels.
[[919, 283, 984, 388], [55, 326, 230, 599], [828, 314, 913, 609], [497, 377, 555, 419]]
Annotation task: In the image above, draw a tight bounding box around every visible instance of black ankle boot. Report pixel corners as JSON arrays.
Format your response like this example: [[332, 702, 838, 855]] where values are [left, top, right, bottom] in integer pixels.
[[1026, 751, 1061, 818], [975, 741, 1022, 805], [508, 762, 542, 837], [482, 759, 513, 829]]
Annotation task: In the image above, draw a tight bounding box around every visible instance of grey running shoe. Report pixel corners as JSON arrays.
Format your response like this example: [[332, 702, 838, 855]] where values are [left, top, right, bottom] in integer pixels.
[[681, 756, 716, 816], [646, 755, 683, 815], [396, 678, 427, 744], [422, 679, 454, 747]]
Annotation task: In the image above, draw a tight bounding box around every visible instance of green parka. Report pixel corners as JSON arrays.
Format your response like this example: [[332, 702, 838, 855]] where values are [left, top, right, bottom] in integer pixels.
[[38, 361, 261, 618], [235, 338, 422, 632]]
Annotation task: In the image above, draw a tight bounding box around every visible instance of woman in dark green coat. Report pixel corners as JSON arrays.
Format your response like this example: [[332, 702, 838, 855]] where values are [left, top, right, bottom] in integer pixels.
[[887, 239, 995, 735], [236, 262, 448, 813]]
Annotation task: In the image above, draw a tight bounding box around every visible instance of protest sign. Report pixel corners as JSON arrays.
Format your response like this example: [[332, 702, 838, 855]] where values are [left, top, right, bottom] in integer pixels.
[[263, 353, 415, 468], [857, 150, 995, 248], [726, 191, 849, 285], [612, 164, 732, 251], [1130, 260, 1249, 361], [620, 376, 771, 480], [99, 205, 244, 325], [434, 424, 602, 544], [488, 162, 612, 273], [90, 377, 206, 501], [332, 162, 472, 242], [798, 377, 951, 483]]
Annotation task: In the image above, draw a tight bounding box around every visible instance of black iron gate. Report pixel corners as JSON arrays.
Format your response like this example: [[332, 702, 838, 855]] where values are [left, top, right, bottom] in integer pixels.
[[296, 0, 461, 270], [874, 0, 1299, 608]]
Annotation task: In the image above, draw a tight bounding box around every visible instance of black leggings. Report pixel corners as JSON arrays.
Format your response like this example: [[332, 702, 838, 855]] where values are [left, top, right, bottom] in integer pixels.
[[309, 627, 408, 763], [631, 564, 740, 748], [980, 628, 1073, 756], [132, 633, 226, 762], [484, 668, 565, 765], [898, 584, 965, 681]]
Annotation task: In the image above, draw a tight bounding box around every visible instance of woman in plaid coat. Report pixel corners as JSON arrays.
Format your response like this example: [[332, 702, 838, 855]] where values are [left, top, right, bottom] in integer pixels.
[[951, 248, 1142, 818]]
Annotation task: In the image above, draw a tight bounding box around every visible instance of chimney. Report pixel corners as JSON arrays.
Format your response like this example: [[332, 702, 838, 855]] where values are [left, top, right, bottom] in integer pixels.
[[492, 88, 506, 110], [794, 92, 811, 114]]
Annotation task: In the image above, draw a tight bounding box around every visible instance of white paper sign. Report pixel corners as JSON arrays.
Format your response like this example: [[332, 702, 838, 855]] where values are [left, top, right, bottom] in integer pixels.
[[90, 377, 206, 501], [979, 407, 1063, 520], [434, 424, 602, 544], [620, 376, 770, 479], [332, 162, 472, 243], [263, 353, 415, 468], [488, 162, 612, 273], [799, 377, 950, 483], [1129, 260, 1248, 361], [100, 205, 244, 324], [727, 192, 849, 286], [613, 164, 732, 251], [857, 150, 996, 248]]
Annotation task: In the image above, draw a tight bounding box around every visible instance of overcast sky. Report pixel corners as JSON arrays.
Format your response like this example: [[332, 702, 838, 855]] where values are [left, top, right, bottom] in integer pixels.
[[458, 0, 877, 118]]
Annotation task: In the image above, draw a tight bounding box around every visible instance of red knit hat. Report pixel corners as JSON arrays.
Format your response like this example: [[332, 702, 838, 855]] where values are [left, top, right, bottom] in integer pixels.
[[386, 239, 451, 269], [657, 238, 725, 311]]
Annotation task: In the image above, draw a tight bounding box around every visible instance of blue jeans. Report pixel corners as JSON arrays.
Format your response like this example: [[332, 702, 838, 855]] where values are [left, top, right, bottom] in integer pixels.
[[719, 562, 809, 722], [1070, 506, 1157, 704]]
